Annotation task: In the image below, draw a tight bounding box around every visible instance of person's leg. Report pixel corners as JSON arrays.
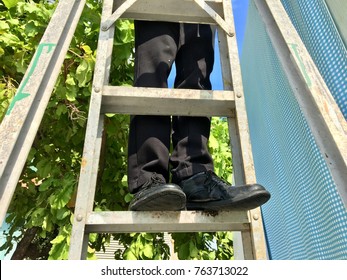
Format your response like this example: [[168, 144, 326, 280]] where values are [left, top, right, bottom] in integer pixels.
[[170, 24, 271, 210], [128, 115, 171, 192], [171, 116, 213, 183], [128, 21, 178, 193], [174, 24, 214, 90], [133, 21, 179, 89], [170, 24, 215, 183], [128, 21, 186, 210]]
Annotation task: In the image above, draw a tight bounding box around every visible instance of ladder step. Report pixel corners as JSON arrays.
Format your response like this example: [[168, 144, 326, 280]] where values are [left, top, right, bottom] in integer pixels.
[[116, 0, 223, 25], [85, 210, 249, 233], [101, 86, 235, 116]]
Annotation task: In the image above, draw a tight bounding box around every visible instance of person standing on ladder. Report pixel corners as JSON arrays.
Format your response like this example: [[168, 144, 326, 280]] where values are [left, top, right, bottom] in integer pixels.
[[127, 21, 270, 211]]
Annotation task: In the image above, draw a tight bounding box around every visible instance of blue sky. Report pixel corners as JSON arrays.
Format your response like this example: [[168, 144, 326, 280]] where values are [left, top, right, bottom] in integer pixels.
[[169, 0, 249, 90], [232, 0, 249, 53]]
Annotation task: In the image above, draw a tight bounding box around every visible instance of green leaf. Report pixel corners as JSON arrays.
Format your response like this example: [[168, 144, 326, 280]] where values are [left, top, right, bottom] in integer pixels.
[[189, 241, 199, 258], [56, 208, 70, 221], [208, 251, 216, 260], [65, 75, 77, 101], [76, 59, 93, 87], [178, 242, 190, 260], [2, 0, 19, 9], [116, 20, 134, 44], [55, 104, 67, 116], [42, 215, 53, 232], [144, 233, 155, 242], [143, 244, 154, 259], [0, 32, 21, 46], [209, 135, 219, 150], [66, 75, 76, 86], [36, 158, 51, 178], [38, 178, 54, 192], [49, 184, 73, 209], [30, 208, 46, 225], [43, 144, 53, 153], [124, 193, 133, 203], [123, 248, 138, 260], [23, 3, 41, 15], [50, 234, 65, 245], [24, 21, 40, 37], [0, 21, 10, 30], [49, 237, 69, 260], [81, 45, 93, 55], [89, 233, 97, 243]]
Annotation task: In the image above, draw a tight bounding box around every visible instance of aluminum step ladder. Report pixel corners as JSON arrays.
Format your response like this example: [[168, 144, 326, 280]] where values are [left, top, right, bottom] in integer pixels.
[[68, 0, 267, 260], [0, 0, 86, 224]]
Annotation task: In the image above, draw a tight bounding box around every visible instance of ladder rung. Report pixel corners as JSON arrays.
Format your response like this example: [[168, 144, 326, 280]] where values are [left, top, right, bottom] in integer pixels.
[[85, 210, 249, 233], [101, 86, 235, 116]]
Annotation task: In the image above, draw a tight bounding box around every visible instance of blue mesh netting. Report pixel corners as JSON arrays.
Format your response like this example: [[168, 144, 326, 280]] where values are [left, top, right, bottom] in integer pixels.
[[281, 0, 347, 119], [241, 0, 347, 259]]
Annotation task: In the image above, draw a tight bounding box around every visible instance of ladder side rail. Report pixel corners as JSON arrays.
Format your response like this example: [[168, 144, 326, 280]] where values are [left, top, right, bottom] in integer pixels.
[[0, 0, 86, 225], [232, 232, 245, 260], [218, 28, 254, 260], [219, 0, 268, 259], [69, 0, 116, 260], [217, 27, 247, 260], [254, 0, 347, 207], [78, 116, 105, 260]]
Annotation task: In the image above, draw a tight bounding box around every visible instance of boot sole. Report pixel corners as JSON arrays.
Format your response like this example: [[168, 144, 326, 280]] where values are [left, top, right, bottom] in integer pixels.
[[186, 190, 271, 211], [130, 187, 186, 211]]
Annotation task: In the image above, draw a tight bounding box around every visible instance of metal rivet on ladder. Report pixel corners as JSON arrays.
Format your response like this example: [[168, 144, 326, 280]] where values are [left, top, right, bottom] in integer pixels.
[[237, 92, 242, 98], [101, 24, 109, 31], [253, 214, 260, 221], [94, 87, 101, 93], [76, 214, 83, 222]]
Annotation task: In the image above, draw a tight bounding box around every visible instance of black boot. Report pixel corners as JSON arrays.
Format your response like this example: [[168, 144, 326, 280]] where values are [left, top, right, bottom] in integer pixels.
[[129, 174, 186, 211], [178, 171, 270, 211]]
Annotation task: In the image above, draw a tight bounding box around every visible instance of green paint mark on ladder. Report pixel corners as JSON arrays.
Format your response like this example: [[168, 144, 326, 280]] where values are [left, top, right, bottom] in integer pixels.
[[289, 43, 312, 88], [6, 43, 56, 115]]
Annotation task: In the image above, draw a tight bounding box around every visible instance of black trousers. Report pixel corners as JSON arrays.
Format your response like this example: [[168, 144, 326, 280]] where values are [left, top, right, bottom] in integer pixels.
[[128, 21, 215, 193]]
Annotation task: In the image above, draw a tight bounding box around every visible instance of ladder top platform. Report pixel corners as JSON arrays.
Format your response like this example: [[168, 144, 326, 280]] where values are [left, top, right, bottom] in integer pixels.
[[107, 0, 234, 35], [113, 0, 223, 24]]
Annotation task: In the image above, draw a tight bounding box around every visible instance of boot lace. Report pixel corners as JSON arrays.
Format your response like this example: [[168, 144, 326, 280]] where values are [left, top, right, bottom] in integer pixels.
[[204, 170, 230, 197], [141, 173, 165, 191]]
